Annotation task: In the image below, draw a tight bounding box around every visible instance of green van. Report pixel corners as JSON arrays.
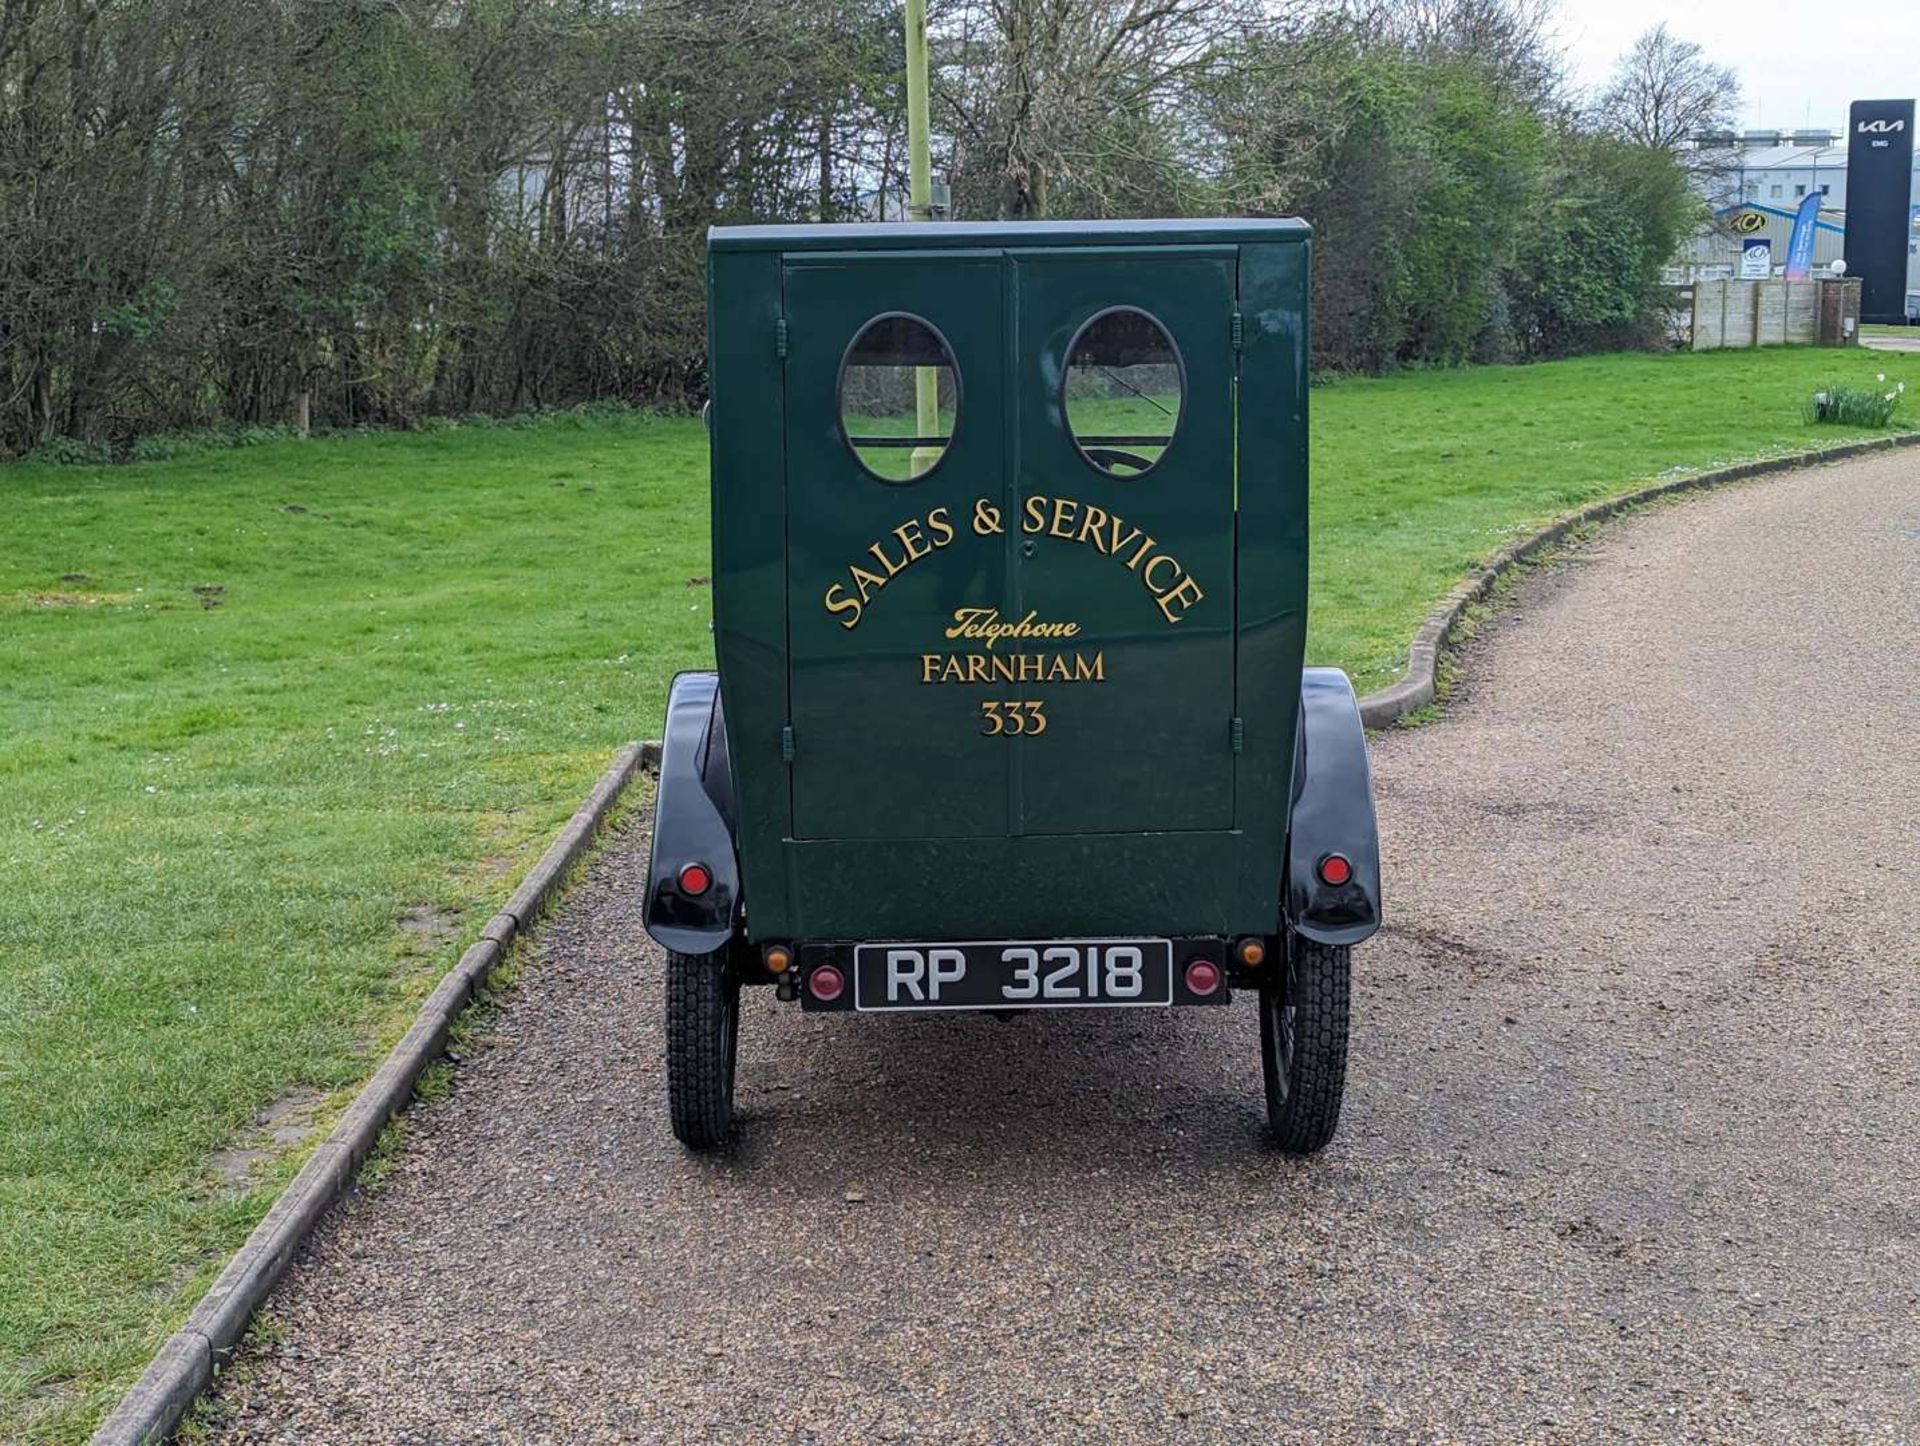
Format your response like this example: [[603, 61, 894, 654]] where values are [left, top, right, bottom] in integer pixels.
[[647, 219, 1380, 1154]]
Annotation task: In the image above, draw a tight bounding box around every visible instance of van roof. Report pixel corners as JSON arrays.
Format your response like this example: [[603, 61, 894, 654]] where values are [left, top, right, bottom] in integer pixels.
[[708, 217, 1311, 253]]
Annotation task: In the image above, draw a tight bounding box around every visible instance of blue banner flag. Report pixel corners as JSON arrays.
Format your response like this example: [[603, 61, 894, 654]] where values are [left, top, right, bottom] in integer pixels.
[[1783, 189, 1822, 280]]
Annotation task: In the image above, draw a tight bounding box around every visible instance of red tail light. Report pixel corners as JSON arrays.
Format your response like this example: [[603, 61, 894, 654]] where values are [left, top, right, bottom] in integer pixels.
[[677, 862, 713, 896], [1184, 959, 1223, 996], [1317, 853, 1352, 887], [806, 964, 846, 1003]]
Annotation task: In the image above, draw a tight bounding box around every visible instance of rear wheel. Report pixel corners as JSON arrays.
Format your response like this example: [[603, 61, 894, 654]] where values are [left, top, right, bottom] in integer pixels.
[[1260, 935, 1350, 1154], [666, 947, 739, 1149]]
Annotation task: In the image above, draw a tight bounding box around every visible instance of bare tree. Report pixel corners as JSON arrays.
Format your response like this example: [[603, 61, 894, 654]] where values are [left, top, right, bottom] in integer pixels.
[[1595, 24, 1740, 152], [932, 0, 1259, 220], [0, 0, 900, 449], [0, 0, 1710, 451], [1380, 0, 1564, 106]]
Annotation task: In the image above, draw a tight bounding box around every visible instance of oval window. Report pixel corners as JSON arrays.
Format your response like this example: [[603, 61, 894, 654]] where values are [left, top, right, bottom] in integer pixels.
[[838, 313, 959, 482], [1063, 307, 1184, 477]]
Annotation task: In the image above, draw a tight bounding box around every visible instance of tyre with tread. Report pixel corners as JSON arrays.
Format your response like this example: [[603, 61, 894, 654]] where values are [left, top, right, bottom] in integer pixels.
[[666, 946, 739, 1149], [1260, 935, 1350, 1154]]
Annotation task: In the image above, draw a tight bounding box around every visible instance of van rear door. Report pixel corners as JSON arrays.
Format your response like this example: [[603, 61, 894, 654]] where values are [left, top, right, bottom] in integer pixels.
[[780, 245, 1238, 844], [1006, 249, 1238, 834], [781, 252, 1010, 841]]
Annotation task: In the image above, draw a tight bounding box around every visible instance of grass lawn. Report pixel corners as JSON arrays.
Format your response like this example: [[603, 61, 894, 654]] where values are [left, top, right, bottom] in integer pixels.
[[1, 345, 1914, 1441], [1310, 346, 1915, 690], [0, 415, 713, 1441]]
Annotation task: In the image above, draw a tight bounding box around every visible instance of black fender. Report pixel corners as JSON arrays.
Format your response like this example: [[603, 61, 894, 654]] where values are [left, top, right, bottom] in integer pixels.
[[645, 672, 741, 955], [1285, 668, 1383, 946]]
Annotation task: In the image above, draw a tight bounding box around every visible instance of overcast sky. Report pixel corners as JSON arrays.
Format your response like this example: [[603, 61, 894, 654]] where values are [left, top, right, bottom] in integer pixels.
[[1554, 0, 1920, 132]]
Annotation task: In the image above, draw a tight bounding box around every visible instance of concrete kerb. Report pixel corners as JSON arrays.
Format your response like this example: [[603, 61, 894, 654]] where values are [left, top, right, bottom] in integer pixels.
[[90, 740, 654, 1446], [92, 1337, 211, 1446], [1353, 432, 1920, 729]]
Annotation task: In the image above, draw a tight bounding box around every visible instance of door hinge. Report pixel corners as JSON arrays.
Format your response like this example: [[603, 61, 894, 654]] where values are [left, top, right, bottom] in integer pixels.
[[781, 725, 795, 762], [1230, 716, 1244, 754], [1230, 311, 1243, 352], [775, 317, 789, 358]]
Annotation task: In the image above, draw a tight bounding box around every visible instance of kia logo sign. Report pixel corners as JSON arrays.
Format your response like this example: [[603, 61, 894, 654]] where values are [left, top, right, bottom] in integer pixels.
[[1847, 99, 1916, 323]]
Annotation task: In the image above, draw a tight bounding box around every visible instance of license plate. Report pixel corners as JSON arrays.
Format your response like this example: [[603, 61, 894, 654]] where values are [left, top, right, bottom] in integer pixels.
[[852, 938, 1173, 1012]]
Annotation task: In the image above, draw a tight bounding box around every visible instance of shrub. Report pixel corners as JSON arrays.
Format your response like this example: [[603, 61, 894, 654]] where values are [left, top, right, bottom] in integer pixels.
[[29, 424, 304, 466], [572, 399, 637, 421], [27, 436, 113, 466], [127, 425, 299, 463], [129, 436, 181, 462], [1808, 378, 1906, 428], [1505, 133, 1703, 359]]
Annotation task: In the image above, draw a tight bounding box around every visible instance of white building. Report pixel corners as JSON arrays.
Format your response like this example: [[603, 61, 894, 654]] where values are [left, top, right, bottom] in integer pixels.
[[1705, 130, 1853, 209], [1678, 127, 1919, 317]]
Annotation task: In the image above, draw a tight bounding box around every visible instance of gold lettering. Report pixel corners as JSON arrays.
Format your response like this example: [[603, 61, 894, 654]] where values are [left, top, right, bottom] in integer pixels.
[[867, 539, 906, 578], [832, 499, 1206, 632], [894, 518, 931, 563], [825, 583, 863, 630], [945, 606, 990, 642], [1077, 504, 1111, 550], [1157, 575, 1205, 624], [943, 607, 1081, 649], [1142, 554, 1182, 592], [917, 649, 1107, 683]]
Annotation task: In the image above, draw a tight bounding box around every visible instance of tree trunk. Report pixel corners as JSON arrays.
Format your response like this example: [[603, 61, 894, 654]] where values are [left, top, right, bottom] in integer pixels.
[[31, 364, 53, 446]]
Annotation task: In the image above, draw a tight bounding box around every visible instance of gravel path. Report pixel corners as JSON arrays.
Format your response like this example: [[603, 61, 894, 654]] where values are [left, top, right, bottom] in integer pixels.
[[206, 450, 1920, 1443]]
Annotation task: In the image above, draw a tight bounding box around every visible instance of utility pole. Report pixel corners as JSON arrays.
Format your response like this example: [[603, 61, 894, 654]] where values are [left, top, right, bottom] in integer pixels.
[[905, 0, 940, 469], [906, 0, 932, 225]]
